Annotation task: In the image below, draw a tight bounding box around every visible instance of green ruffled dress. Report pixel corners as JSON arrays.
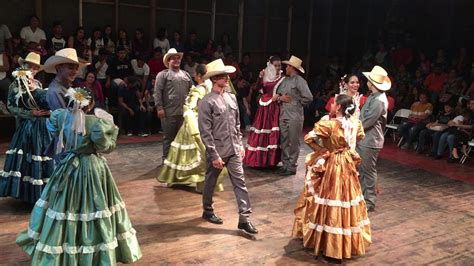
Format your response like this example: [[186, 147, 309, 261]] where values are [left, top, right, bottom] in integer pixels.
[[16, 109, 142, 265], [157, 82, 225, 192]]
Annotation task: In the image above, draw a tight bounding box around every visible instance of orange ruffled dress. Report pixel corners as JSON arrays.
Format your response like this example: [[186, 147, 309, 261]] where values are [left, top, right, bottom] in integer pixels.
[[292, 118, 371, 260]]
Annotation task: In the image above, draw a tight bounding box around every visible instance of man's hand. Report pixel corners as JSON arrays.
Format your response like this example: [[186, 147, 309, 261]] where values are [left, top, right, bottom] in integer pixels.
[[212, 158, 225, 169], [240, 147, 245, 158], [279, 95, 292, 103], [139, 105, 146, 112], [128, 108, 135, 116], [157, 109, 165, 119]]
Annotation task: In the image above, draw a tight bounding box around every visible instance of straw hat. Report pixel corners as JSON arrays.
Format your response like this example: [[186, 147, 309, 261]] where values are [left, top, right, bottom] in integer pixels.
[[363, 65, 391, 91], [282, 55, 305, 73], [163, 48, 184, 68], [43, 48, 87, 74], [18, 52, 43, 70], [202, 59, 236, 80]]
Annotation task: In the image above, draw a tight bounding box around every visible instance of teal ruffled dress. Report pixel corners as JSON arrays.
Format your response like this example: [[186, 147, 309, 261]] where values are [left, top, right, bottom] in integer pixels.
[[16, 109, 142, 265], [0, 83, 54, 203]]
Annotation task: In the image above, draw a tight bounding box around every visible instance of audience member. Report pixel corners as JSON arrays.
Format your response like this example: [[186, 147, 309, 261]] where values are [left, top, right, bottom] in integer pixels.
[[398, 91, 433, 149]]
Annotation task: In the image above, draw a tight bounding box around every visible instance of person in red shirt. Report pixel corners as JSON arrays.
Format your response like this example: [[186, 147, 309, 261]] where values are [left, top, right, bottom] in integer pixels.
[[325, 74, 366, 113], [148, 47, 166, 78], [424, 64, 448, 104]]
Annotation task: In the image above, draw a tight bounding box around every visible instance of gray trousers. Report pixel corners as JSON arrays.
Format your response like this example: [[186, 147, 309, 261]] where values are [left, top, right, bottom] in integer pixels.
[[356, 145, 380, 209], [161, 115, 184, 161], [202, 153, 252, 223], [280, 118, 304, 172]]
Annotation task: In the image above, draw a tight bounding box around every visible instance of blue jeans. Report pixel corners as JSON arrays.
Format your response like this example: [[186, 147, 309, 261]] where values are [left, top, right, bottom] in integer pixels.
[[398, 121, 426, 145], [437, 131, 456, 157]]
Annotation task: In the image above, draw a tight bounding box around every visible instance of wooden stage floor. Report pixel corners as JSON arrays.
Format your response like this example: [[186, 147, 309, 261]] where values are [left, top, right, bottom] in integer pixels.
[[0, 141, 473, 265]]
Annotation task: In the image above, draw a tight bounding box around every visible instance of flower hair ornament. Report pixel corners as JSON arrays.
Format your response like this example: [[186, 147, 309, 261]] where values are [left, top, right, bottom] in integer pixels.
[[11, 67, 42, 109], [56, 87, 92, 154], [338, 74, 348, 94]]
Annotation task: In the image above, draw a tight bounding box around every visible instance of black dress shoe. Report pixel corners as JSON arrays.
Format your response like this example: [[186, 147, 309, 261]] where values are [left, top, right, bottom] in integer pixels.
[[367, 206, 375, 212], [202, 213, 223, 224], [279, 170, 296, 176], [238, 221, 258, 234], [278, 167, 287, 174]]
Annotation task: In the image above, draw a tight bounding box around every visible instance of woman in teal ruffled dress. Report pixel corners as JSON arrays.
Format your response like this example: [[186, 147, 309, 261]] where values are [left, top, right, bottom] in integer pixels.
[[157, 64, 225, 192], [0, 53, 53, 204], [16, 88, 142, 265]]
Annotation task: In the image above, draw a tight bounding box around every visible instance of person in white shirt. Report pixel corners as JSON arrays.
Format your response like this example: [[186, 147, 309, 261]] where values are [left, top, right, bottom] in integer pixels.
[[94, 48, 109, 87], [183, 54, 197, 77], [153, 27, 170, 54], [0, 24, 12, 54], [87, 27, 105, 57], [20, 15, 46, 51], [131, 55, 150, 92], [47, 21, 66, 55]]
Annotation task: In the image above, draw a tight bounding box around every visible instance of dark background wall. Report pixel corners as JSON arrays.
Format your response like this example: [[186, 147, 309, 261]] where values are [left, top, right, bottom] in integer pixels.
[[1, 0, 473, 76]]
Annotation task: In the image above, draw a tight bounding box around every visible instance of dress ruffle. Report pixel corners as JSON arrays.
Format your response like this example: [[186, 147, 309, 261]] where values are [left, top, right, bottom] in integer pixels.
[[243, 93, 281, 167]]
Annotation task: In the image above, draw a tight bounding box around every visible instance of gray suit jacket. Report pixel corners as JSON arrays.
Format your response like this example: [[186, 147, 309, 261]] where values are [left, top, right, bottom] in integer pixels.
[[153, 69, 193, 116], [276, 74, 313, 120], [198, 90, 243, 161], [358, 91, 388, 149]]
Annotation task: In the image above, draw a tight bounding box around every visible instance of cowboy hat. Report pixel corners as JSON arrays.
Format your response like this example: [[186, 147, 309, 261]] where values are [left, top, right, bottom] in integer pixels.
[[202, 59, 236, 80], [282, 55, 305, 73], [163, 48, 184, 68], [18, 52, 43, 71], [363, 65, 391, 91], [43, 48, 88, 74]]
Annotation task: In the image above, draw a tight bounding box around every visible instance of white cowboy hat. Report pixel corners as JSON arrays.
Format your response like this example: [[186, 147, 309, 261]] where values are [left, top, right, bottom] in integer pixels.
[[282, 55, 305, 73], [43, 48, 87, 74], [163, 48, 184, 68], [18, 52, 43, 71], [202, 59, 236, 80], [363, 65, 392, 91]]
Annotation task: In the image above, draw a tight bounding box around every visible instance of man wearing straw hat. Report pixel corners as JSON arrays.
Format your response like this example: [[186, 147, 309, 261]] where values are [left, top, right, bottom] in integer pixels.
[[356, 65, 391, 212], [43, 48, 86, 110], [198, 59, 258, 234], [277, 55, 313, 176], [154, 48, 193, 162]]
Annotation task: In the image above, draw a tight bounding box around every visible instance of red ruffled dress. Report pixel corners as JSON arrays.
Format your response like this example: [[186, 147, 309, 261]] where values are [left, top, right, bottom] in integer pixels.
[[243, 77, 283, 167]]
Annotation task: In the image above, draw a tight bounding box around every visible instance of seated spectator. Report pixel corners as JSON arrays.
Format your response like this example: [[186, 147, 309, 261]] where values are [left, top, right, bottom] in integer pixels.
[[94, 48, 109, 88], [439, 68, 464, 105], [131, 55, 150, 92], [398, 91, 433, 149], [118, 76, 146, 136], [117, 29, 131, 54], [202, 39, 215, 61], [236, 77, 251, 131], [0, 51, 10, 102], [220, 33, 232, 55], [153, 27, 170, 54], [131, 28, 150, 58], [184, 31, 201, 60], [80, 71, 105, 108], [424, 64, 448, 104], [449, 99, 474, 162], [213, 45, 224, 60], [169, 31, 184, 52], [418, 52, 431, 76], [416, 101, 457, 155], [239, 53, 255, 83], [75, 48, 93, 82], [0, 23, 12, 54], [87, 27, 105, 57], [103, 25, 116, 54], [223, 53, 240, 82], [183, 54, 197, 77], [47, 21, 66, 56], [68, 27, 87, 61], [148, 47, 166, 78], [20, 15, 47, 56], [395, 64, 411, 88], [106, 46, 133, 107], [11, 35, 25, 57]]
